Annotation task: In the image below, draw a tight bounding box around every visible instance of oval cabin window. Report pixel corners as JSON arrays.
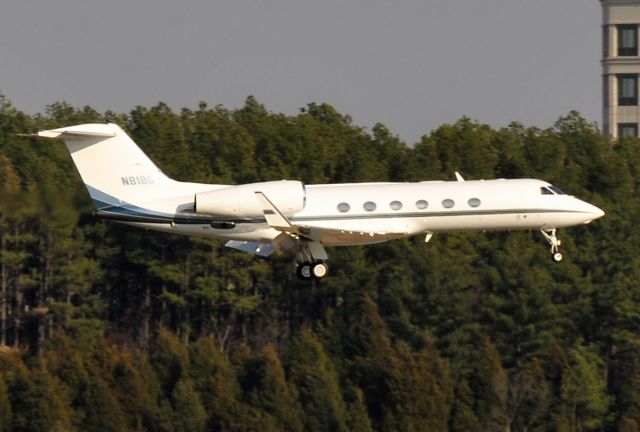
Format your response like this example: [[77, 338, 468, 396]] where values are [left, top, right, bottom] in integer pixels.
[[442, 199, 455, 209], [363, 201, 377, 212], [337, 202, 350, 213], [389, 201, 403, 210], [416, 200, 429, 209], [468, 198, 481, 208]]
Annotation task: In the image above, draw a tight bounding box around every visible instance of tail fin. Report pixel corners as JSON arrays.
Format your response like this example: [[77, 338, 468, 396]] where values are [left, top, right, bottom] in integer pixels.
[[38, 123, 174, 209]]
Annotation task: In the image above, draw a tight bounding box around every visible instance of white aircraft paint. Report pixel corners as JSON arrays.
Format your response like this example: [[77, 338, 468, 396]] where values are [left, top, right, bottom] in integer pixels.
[[36, 123, 605, 280]]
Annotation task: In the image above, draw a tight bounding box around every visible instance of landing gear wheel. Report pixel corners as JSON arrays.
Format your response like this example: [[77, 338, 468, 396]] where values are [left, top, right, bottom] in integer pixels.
[[541, 228, 564, 263], [296, 262, 313, 280], [312, 262, 329, 279]]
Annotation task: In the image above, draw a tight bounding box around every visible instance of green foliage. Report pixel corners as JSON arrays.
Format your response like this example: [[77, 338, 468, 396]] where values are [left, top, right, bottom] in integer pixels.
[[241, 344, 303, 432], [449, 378, 481, 432], [171, 378, 207, 432], [285, 329, 348, 432], [0, 96, 637, 430], [344, 386, 373, 432], [0, 374, 11, 432], [469, 336, 508, 432], [151, 328, 189, 396], [187, 336, 244, 431], [558, 345, 611, 431], [78, 376, 128, 432]]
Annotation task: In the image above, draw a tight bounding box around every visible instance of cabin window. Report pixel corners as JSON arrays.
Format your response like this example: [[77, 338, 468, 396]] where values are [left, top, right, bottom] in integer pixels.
[[389, 200, 403, 210], [416, 200, 428, 209], [363, 201, 377, 212], [442, 199, 455, 209], [337, 202, 350, 213], [468, 198, 481, 208]]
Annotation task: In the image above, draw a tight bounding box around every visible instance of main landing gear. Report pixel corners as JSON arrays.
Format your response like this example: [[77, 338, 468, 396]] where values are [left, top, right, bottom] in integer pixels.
[[296, 261, 329, 280], [540, 229, 563, 262], [296, 240, 329, 280]]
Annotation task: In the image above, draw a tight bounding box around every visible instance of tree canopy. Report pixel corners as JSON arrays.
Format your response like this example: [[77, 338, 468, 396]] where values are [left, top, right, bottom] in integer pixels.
[[0, 94, 638, 431]]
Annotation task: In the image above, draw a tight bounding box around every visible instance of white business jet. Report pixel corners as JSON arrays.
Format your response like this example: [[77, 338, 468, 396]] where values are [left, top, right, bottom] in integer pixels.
[[36, 123, 604, 280]]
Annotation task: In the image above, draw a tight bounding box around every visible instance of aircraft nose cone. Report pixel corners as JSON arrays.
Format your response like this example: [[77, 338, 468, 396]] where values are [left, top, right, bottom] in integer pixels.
[[583, 202, 605, 224]]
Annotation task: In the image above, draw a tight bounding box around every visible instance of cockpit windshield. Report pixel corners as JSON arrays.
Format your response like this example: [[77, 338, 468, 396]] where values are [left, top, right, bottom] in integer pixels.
[[540, 185, 567, 195], [548, 185, 566, 195]]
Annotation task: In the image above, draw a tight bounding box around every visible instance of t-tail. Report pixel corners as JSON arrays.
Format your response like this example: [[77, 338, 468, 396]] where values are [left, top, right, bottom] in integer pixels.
[[38, 123, 180, 210]]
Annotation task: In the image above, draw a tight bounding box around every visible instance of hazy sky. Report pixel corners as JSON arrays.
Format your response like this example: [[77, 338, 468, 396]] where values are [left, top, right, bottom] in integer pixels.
[[0, 1, 601, 144]]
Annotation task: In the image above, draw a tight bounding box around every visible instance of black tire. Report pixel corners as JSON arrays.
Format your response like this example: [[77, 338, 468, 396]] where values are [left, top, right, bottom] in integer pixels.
[[296, 262, 313, 280]]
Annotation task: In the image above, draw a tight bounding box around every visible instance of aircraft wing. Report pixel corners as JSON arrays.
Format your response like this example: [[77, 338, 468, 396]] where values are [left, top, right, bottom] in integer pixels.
[[225, 191, 407, 258]]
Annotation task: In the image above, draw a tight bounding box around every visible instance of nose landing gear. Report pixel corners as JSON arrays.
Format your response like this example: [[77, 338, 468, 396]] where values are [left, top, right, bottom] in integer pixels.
[[541, 229, 563, 262]]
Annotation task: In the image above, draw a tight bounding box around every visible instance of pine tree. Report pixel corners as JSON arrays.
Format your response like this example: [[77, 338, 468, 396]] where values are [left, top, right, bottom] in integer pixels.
[[469, 336, 508, 432], [78, 376, 129, 432], [151, 327, 190, 397], [378, 340, 453, 432], [171, 377, 207, 432], [449, 377, 482, 432], [285, 328, 348, 432], [111, 348, 159, 431], [241, 344, 303, 432], [507, 359, 551, 432], [33, 367, 75, 431], [613, 351, 640, 432], [0, 374, 11, 432], [187, 335, 243, 431], [344, 386, 373, 432], [348, 294, 396, 427], [558, 346, 610, 432]]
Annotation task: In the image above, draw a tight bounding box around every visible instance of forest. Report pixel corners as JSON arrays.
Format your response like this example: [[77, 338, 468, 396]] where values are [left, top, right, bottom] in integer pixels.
[[0, 92, 639, 431]]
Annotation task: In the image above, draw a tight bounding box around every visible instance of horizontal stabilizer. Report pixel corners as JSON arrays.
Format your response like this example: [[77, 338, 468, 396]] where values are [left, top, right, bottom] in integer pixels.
[[37, 124, 118, 139]]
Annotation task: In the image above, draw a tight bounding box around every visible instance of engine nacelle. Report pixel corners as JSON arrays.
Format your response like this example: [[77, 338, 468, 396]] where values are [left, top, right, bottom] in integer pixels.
[[194, 180, 306, 218]]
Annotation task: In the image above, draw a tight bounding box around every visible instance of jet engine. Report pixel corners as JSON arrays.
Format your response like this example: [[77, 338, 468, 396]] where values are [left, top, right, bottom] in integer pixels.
[[194, 180, 306, 218]]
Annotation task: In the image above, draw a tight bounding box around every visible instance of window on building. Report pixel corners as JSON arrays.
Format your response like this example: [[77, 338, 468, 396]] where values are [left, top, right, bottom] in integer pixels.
[[618, 123, 638, 138], [619, 75, 638, 106], [618, 25, 638, 57]]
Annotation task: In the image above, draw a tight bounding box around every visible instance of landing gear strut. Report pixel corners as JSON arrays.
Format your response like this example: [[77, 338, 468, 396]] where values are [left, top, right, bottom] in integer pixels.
[[295, 241, 329, 280], [540, 229, 563, 262]]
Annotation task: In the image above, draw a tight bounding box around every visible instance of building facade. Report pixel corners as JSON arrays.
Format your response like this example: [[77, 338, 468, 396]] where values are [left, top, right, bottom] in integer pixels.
[[601, 0, 640, 138]]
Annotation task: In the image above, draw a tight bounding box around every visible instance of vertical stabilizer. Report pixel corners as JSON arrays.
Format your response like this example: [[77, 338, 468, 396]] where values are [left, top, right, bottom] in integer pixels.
[[38, 123, 174, 209]]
